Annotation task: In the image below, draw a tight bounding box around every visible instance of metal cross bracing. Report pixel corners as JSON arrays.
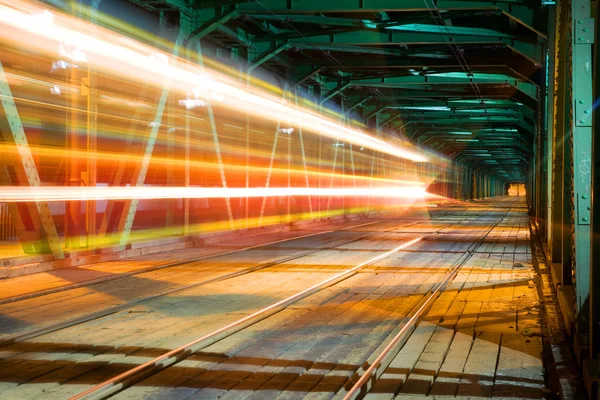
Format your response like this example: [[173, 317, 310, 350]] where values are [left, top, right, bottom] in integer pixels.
[[0, 0, 569, 358], [161, 0, 545, 188]]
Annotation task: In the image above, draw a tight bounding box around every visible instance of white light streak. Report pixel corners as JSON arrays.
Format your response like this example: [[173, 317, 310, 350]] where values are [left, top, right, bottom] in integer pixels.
[[0, 1, 428, 163], [0, 186, 431, 202]]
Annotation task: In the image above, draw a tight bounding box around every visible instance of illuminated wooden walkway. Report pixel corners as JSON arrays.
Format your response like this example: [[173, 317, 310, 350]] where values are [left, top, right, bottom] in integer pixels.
[[0, 197, 547, 399]]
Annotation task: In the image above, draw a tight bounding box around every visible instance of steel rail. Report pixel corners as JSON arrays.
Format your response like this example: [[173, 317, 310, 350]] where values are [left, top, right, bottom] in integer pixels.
[[1, 219, 409, 347], [338, 205, 513, 400], [0, 219, 382, 307], [0, 215, 445, 349], [70, 209, 479, 400]]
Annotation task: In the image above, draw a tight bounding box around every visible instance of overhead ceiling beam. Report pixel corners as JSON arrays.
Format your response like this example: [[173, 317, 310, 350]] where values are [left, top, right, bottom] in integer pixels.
[[321, 81, 351, 103], [364, 104, 388, 120], [283, 31, 542, 65], [191, 0, 255, 9], [295, 67, 324, 86], [235, 1, 546, 37], [346, 96, 372, 113], [188, 7, 237, 40], [248, 41, 288, 71]]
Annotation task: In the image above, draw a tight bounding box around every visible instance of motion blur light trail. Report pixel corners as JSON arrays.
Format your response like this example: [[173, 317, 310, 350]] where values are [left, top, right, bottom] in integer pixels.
[[0, 0, 428, 162], [0, 0, 454, 256], [0, 186, 432, 203], [0, 143, 426, 187]]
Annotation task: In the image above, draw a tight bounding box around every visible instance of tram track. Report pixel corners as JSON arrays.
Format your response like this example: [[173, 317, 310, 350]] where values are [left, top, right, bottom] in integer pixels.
[[337, 205, 513, 400], [0, 216, 436, 348], [0, 220, 384, 307], [66, 206, 498, 400]]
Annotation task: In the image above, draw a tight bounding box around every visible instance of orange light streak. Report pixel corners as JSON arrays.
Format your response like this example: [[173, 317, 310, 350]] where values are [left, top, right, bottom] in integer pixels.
[[0, 1, 428, 162], [0, 186, 432, 202], [0, 143, 425, 186]]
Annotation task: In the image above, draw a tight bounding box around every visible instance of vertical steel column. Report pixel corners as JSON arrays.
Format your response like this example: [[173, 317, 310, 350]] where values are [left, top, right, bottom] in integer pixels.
[[245, 70, 250, 227], [551, 0, 572, 284], [184, 105, 190, 235], [570, 0, 593, 319], [590, 0, 600, 360], [166, 88, 175, 229], [294, 91, 313, 217], [0, 62, 64, 259], [547, 8, 557, 245], [117, 27, 186, 250], [66, 65, 82, 249], [86, 0, 101, 250], [195, 41, 234, 229]]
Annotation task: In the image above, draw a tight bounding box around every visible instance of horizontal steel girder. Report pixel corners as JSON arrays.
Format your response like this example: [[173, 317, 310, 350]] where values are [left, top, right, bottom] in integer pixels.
[[285, 32, 542, 65], [325, 74, 539, 98], [235, 1, 545, 37]]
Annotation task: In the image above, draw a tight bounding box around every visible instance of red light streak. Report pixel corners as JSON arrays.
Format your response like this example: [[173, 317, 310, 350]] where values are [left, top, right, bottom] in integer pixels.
[[0, 186, 433, 202], [0, 1, 428, 162]]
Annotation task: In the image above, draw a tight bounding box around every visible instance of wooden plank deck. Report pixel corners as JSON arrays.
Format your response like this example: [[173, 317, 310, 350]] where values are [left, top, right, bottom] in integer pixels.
[[0, 198, 547, 400]]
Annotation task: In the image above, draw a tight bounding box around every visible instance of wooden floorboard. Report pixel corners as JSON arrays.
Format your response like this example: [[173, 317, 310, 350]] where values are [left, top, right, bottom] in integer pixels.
[[0, 197, 546, 400]]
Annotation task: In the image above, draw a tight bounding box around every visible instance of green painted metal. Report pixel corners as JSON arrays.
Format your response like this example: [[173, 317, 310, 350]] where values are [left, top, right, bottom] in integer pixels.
[[321, 82, 351, 104], [123, 0, 542, 222], [248, 41, 288, 71], [191, 0, 252, 9], [346, 96, 372, 113], [236, 0, 543, 35], [117, 26, 186, 250], [571, 0, 593, 317], [0, 62, 64, 259], [189, 7, 237, 40], [591, 0, 600, 361], [285, 30, 541, 64]]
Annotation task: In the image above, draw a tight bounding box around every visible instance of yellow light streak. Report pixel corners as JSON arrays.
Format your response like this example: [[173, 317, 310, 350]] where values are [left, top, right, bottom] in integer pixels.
[[0, 143, 426, 186], [0, 1, 428, 162], [0, 186, 433, 202]]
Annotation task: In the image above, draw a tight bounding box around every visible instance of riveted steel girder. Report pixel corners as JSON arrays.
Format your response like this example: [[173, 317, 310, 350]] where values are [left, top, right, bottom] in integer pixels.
[[0, 62, 64, 259], [235, 0, 545, 36], [283, 31, 542, 65], [571, 0, 593, 318]]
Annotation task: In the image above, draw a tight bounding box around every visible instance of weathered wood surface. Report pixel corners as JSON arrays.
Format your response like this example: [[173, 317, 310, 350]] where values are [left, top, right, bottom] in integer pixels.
[[0, 198, 545, 399]]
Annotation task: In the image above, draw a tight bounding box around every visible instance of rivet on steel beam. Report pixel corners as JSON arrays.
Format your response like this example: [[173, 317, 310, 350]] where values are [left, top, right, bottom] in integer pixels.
[[583, 195, 588, 199], [584, 28, 589, 32], [585, 110, 591, 114], [588, 206, 591, 211], [579, 100, 585, 104], [579, 37, 585, 41], [580, 120, 586, 123], [578, 20, 584, 24], [583, 217, 589, 222]]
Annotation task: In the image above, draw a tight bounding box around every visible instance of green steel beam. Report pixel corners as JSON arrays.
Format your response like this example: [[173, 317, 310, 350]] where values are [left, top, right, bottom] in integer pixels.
[[591, 0, 600, 360], [346, 96, 372, 112], [0, 62, 64, 259], [392, 116, 533, 132], [571, 0, 593, 317], [335, 74, 538, 97], [188, 7, 237, 40], [284, 31, 542, 65], [379, 112, 404, 127], [248, 41, 288, 71], [364, 104, 388, 120], [128, 0, 196, 17], [235, 1, 545, 36], [295, 67, 324, 86], [216, 25, 255, 48], [249, 16, 516, 41], [343, 72, 533, 83], [321, 81, 351, 103], [192, 0, 255, 9], [117, 26, 186, 250]]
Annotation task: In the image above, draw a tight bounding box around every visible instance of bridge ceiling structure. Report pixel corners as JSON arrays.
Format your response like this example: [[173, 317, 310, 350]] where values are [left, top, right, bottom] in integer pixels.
[[126, 0, 548, 183]]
